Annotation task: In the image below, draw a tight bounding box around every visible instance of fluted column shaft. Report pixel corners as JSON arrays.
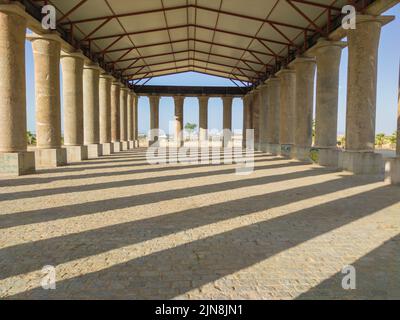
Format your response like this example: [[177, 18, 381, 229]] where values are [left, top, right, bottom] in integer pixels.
[[266, 77, 280, 145], [83, 63, 100, 145], [127, 92, 134, 141], [134, 95, 139, 145], [0, 6, 27, 153], [243, 93, 253, 147], [149, 95, 160, 144], [99, 74, 112, 144], [111, 81, 121, 142], [259, 84, 269, 148], [346, 15, 391, 151], [312, 40, 346, 148], [276, 69, 296, 145], [252, 90, 260, 146], [120, 86, 128, 141], [174, 96, 184, 146], [292, 57, 316, 148], [29, 32, 62, 149], [198, 96, 209, 143], [61, 51, 84, 146]]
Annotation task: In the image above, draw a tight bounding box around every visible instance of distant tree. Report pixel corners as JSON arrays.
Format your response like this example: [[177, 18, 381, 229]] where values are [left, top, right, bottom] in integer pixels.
[[375, 133, 386, 148], [26, 131, 36, 145], [337, 136, 346, 149], [185, 122, 197, 134], [388, 131, 397, 148]]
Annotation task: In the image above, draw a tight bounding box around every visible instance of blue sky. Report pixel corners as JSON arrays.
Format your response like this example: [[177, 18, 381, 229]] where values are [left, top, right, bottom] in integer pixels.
[[25, 4, 399, 136]]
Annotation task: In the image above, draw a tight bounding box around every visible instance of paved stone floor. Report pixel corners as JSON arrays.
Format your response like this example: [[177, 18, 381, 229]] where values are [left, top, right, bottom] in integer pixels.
[[0, 148, 399, 300]]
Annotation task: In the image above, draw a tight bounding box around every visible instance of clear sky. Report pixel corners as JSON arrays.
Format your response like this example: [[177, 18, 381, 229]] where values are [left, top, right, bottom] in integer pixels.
[[25, 4, 399, 136]]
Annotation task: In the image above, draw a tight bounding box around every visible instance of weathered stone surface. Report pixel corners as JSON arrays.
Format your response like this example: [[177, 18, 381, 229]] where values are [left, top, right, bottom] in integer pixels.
[[35, 148, 67, 168], [0, 152, 35, 176], [64, 145, 88, 163]]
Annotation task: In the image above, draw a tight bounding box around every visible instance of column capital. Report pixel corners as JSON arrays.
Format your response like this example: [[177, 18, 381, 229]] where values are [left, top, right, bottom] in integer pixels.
[[83, 62, 102, 71], [289, 56, 316, 68], [26, 31, 62, 43], [100, 73, 114, 80], [265, 76, 280, 85], [221, 96, 233, 103], [308, 38, 347, 56], [60, 49, 85, 60], [352, 14, 394, 27], [276, 68, 295, 78], [0, 2, 27, 18], [173, 95, 185, 103]]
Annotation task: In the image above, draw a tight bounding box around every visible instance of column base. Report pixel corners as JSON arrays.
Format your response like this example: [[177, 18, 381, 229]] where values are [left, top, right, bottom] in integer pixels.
[[35, 148, 67, 168], [311, 147, 340, 168], [280, 144, 293, 158], [121, 141, 129, 151], [64, 145, 88, 163], [0, 152, 36, 176], [266, 143, 281, 155], [86, 144, 103, 159], [339, 151, 384, 175], [385, 157, 400, 185], [101, 143, 114, 156], [128, 141, 135, 149], [135, 140, 140, 148], [259, 142, 268, 153], [112, 142, 122, 153], [291, 146, 312, 163]]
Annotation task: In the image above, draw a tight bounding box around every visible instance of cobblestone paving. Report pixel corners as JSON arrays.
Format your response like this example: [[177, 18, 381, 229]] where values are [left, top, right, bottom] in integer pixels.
[[0, 148, 399, 299]]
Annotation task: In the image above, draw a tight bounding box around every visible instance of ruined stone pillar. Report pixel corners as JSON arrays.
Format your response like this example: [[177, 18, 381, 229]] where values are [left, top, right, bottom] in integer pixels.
[[60, 50, 88, 163], [149, 95, 160, 146], [120, 86, 129, 150], [341, 15, 394, 174], [276, 68, 296, 157], [258, 84, 269, 152], [83, 62, 102, 158], [222, 96, 233, 148], [127, 91, 134, 149], [0, 3, 35, 175], [311, 39, 346, 167], [28, 32, 67, 168], [198, 96, 209, 144], [111, 80, 121, 151], [174, 96, 185, 147], [291, 57, 316, 161], [99, 73, 113, 155], [265, 77, 280, 155]]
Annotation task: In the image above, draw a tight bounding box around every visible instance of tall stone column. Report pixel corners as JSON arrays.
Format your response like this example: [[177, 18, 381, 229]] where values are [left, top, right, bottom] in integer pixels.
[[222, 96, 233, 148], [291, 57, 316, 161], [120, 86, 129, 150], [198, 96, 209, 144], [242, 93, 253, 148], [83, 62, 102, 158], [258, 84, 269, 152], [149, 95, 160, 146], [99, 73, 113, 155], [61, 50, 88, 163], [134, 94, 139, 148], [265, 77, 280, 155], [111, 80, 121, 151], [0, 3, 35, 175], [276, 68, 296, 157], [252, 90, 261, 150], [28, 32, 67, 168], [127, 91, 135, 149], [310, 39, 346, 167], [174, 96, 185, 147], [341, 15, 394, 174]]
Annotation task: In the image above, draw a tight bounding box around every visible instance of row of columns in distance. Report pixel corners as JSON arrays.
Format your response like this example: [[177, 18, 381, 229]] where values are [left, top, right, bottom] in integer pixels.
[[242, 14, 395, 175]]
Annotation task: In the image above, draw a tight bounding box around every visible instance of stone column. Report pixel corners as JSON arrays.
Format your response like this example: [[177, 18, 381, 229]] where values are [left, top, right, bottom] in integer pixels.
[[149, 95, 160, 146], [265, 77, 280, 155], [28, 32, 67, 168], [120, 86, 129, 150], [222, 96, 233, 148], [258, 84, 269, 152], [127, 91, 135, 149], [99, 73, 113, 155], [83, 62, 102, 158], [173, 96, 185, 147], [111, 80, 121, 151], [0, 3, 35, 175], [291, 56, 316, 161], [60, 50, 88, 163], [341, 15, 394, 174], [242, 93, 253, 149], [252, 90, 261, 150], [198, 96, 209, 144], [310, 39, 346, 167], [276, 68, 296, 157], [134, 94, 139, 148]]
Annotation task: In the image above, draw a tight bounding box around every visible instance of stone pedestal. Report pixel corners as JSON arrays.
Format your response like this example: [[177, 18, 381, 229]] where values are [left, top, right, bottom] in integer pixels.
[[339, 151, 384, 175], [64, 145, 88, 163], [35, 148, 67, 168], [266, 144, 281, 155], [128, 141, 135, 149], [385, 158, 400, 185], [259, 143, 268, 153], [313, 147, 340, 168], [113, 142, 122, 153], [87, 144, 102, 159], [121, 141, 129, 151], [101, 143, 114, 155], [0, 152, 36, 176], [280, 144, 293, 158], [291, 146, 312, 163]]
